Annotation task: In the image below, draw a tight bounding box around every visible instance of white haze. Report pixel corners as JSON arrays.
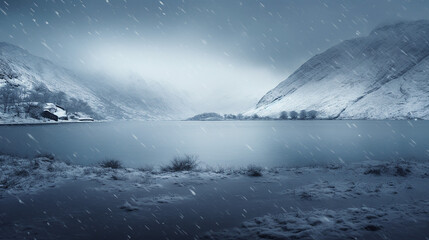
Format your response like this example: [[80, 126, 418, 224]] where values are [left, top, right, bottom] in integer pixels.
[[79, 42, 284, 114]]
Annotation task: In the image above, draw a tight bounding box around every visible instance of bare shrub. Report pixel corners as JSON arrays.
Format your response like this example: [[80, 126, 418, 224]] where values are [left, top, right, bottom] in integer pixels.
[[363, 162, 411, 177], [162, 154, 198, 172], [246, 165, 263, 177], [99, 159, 123, 169]]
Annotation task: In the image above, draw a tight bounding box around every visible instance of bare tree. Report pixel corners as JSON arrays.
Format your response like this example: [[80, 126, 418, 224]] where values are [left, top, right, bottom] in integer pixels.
[[28, 83, 52, 103], [52, 91, 67, 106], [251, 114, 259, 120], [24, 103, 43, 119], [289, 111, 298, 120], [299, 110, 307, 120], [0, 85, 16, 113], [279, 111, 288, 120], [307, 110, 318, 119], [65, 97, 94, 115], [13, 102, 21, 117]]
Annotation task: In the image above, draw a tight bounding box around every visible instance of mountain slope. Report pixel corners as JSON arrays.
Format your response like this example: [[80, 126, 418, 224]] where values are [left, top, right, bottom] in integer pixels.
[[249, 20, 429, 119], [0, 42, 106, 118], [0, 42, 187, 121]]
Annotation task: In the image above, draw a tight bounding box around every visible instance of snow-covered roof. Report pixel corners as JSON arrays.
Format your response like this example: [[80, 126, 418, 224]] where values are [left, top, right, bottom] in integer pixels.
[[43, 103, 67, 118]]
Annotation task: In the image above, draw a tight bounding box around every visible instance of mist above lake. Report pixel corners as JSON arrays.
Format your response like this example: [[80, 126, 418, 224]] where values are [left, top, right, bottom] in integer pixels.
[[1, 120, 427, 168]]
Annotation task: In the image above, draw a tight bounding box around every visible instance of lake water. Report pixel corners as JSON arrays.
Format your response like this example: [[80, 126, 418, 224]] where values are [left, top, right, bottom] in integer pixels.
[[0, 120, 428, 168]]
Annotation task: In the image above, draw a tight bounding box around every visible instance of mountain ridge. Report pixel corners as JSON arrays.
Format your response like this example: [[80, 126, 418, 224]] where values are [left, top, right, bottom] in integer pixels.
[[0, 41, 188, 122], [249, 20, 429, 120]]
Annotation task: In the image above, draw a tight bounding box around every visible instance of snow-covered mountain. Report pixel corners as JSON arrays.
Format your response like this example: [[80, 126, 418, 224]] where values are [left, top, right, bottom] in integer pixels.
[[0, 42, 188, 121], [248, 20, 429, 120]]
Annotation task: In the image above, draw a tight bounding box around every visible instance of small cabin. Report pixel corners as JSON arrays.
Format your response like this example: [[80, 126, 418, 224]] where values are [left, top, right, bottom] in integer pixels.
[[41, 103, 68, 121], [41, 110, 59, 121]]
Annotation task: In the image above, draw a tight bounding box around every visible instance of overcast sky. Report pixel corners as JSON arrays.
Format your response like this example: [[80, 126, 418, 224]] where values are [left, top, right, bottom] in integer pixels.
[[1, 0, 429, 113]]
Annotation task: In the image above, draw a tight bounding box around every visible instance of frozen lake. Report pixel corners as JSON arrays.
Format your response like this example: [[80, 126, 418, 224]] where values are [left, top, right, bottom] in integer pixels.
[[0, 120, 428, 168]]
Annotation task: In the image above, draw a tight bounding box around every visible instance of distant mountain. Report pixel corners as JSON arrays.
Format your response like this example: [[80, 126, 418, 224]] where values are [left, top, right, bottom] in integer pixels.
[[0, 42, 189, 122], [187, 112, 224, 121], [248, 20, 429, 120]]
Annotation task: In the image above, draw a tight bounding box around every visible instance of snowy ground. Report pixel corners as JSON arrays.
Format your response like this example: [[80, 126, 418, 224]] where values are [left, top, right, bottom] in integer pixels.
[[1, 154, 429, 239], [0, 112, 54, 125], [0, 115, 100, 125]]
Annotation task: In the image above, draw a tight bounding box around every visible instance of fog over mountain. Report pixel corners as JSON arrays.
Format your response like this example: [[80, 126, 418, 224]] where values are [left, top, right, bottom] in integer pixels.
[[3, 2, 429, 240], [0, 42, 190, 120], [2, 0, 429, 115]]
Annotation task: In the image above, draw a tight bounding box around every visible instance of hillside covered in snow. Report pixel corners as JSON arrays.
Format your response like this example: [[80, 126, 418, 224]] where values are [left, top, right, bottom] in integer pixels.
[[0, 42, 188, 123], [248, 20, 429, 120]]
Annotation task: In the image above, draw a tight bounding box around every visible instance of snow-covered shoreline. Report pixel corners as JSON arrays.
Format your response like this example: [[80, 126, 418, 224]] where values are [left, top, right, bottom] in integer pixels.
[[0, 118, 105, 126], [1, 154, 429, 239], [0, 154, 236, 195]]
